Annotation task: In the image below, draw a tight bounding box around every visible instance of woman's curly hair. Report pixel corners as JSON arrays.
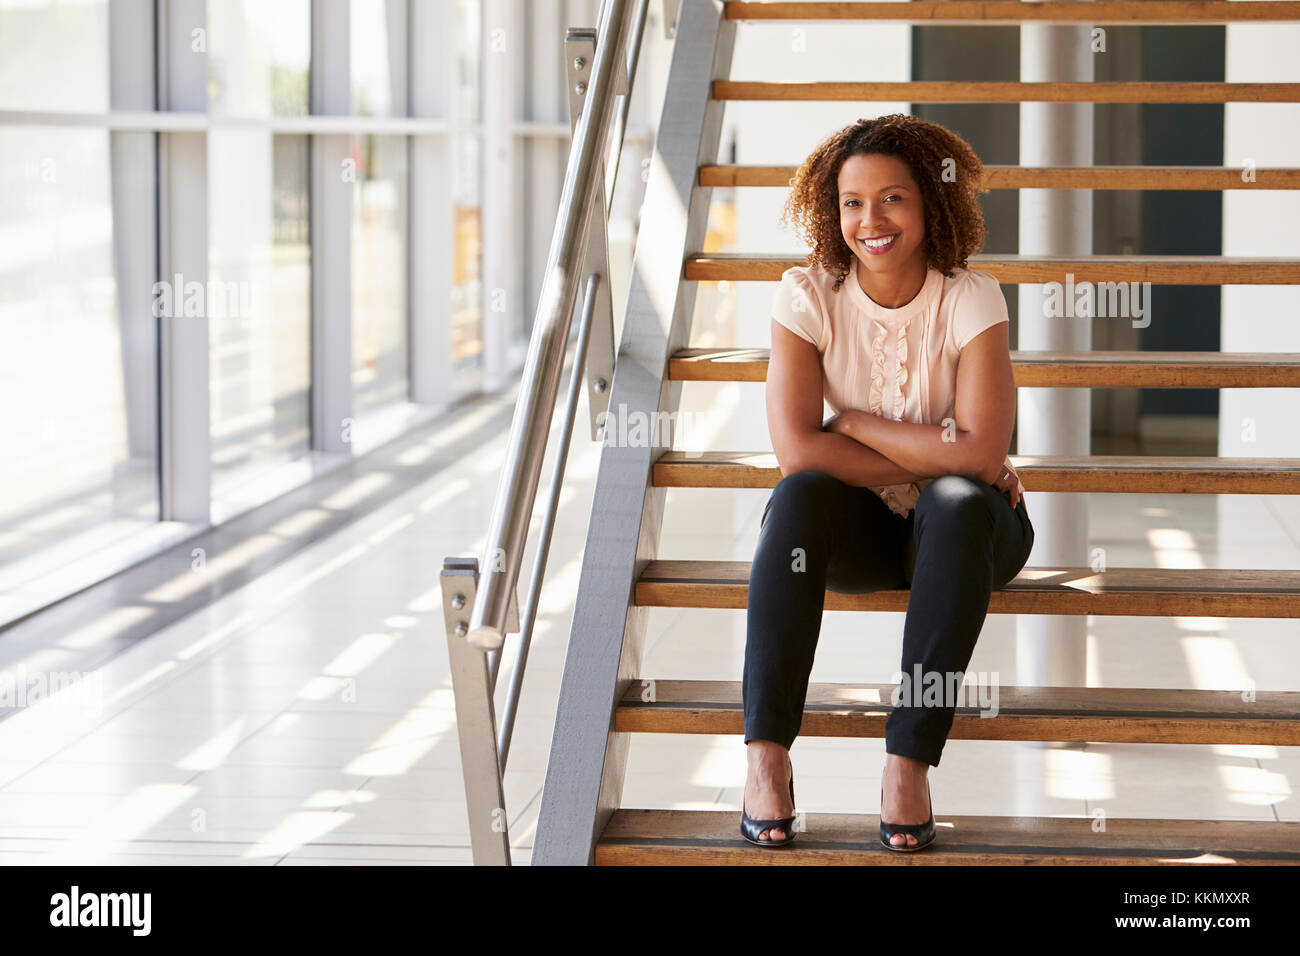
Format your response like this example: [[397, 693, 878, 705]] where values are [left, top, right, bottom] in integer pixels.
[[780, 113, 989, 292]]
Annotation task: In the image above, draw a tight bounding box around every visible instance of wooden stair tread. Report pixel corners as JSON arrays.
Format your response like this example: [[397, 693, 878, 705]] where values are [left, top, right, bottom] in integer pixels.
[[700, 163, 1300, 189], [652, 451, 1300, 493], [669, 347, 1300, 386], [723, 2, 1300, 25], [616, 680, 1300, 744], [712, 80, 1300, 103], [684, 253, 1300, 283], [636, 560, 1300, 617], [597, 809, 1300, 865]]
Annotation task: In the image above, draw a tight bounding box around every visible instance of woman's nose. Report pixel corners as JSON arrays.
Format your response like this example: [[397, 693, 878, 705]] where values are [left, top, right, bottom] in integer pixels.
[[859, 203, 889, 224]]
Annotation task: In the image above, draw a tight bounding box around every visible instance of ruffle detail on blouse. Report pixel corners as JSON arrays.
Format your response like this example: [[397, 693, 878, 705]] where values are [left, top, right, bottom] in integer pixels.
[[868, 319, 908, 422], [867, 317, 915, 518], [893, 324, 908, 420]]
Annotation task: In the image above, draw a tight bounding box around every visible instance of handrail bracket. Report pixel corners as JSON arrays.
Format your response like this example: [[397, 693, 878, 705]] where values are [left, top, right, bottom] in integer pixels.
[[567, 27, 620, 442]]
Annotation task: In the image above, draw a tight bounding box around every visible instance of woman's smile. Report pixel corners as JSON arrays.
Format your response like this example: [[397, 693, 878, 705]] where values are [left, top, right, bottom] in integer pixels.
[[858, 232, 899, 254]]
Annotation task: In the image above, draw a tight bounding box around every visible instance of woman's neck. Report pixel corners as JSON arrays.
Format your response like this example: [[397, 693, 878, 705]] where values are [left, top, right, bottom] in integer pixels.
[[855, 258, 928, 309]]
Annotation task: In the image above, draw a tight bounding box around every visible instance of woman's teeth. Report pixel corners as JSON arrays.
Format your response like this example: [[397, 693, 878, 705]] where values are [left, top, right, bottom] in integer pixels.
[[859, 233, 897, 254]]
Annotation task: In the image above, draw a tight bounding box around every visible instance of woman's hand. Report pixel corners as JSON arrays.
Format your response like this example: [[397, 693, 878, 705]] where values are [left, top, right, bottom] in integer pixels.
[[992, 460, 1024, 509], [822, 412, 851, 435], [823, 409, 874, 440]]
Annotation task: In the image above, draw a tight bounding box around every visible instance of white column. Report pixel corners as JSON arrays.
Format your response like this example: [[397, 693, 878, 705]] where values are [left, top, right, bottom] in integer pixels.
[[157, 0, 211, 523], [482, 0, 521, 392], [526, 0, 567, 346], [409, 0, 456, 411], [1017, 8, 1094, 694], [310, 0, 354, 454], [1220, 14, 1300, 549], [108, 0, 158, 476]]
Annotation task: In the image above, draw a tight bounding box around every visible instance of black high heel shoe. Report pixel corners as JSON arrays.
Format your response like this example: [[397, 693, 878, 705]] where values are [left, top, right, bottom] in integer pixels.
[[740, 758, 797, 847], [879, 779, 936, 852]]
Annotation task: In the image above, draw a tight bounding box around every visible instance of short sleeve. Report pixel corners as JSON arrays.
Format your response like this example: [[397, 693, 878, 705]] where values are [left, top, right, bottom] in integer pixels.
[[770, 268, 823, 349], [952, 270, 1010, 351]]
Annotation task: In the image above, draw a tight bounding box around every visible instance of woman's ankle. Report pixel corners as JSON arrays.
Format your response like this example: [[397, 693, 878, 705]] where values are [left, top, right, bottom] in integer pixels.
[[884, 752, 929, 774], [746, 739, 790, 767]]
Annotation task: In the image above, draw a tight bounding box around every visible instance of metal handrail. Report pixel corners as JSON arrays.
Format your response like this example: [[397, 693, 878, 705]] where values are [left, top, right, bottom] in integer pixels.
[[465, 0, 644, 654], [604, 0, 651, 214], [495, 273, 601, 765], [490, 2, 653, 764], [441, 0, 654, 865]]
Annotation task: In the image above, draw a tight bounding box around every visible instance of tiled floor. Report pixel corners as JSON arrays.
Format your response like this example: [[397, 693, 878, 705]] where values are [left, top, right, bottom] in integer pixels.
[[2, 315, 1299, 864]]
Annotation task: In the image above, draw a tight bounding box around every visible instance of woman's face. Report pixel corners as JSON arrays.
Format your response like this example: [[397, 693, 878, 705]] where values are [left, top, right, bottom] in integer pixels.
[[837, 152, 927, 279]]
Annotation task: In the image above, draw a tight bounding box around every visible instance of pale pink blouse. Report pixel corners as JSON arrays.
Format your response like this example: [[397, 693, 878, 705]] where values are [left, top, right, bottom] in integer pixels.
[[770, 258, 1012, 517]]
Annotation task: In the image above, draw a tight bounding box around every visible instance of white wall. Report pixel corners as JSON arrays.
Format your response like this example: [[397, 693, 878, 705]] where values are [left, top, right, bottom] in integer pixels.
[[1219, 18, 1300, 564]]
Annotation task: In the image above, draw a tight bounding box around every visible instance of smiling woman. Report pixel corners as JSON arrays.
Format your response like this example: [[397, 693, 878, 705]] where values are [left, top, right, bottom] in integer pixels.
[[766, 117, 1020, 517], [781, 113, 989, 294], [742, 113, 1035, 853]]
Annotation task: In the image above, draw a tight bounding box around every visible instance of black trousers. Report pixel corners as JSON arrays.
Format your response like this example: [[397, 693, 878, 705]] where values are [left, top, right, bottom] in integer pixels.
[[743, 471, 1036, 766]]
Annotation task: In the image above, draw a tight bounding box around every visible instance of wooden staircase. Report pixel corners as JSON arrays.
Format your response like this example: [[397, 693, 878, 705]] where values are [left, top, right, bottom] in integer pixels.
[[596, 811, 1297, 865], [531, 0, 1300, 866]]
